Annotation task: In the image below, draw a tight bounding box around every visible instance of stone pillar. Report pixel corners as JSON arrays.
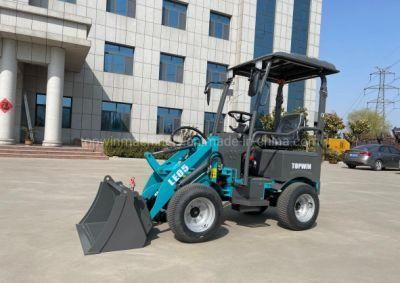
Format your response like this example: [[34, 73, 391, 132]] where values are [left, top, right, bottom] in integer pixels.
[[42, 47, 65, 147], [0, 39, 18, 145]]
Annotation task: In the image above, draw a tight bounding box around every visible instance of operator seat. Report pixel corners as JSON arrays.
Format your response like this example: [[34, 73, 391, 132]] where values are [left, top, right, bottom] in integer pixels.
[[257, 113, 305, 148]]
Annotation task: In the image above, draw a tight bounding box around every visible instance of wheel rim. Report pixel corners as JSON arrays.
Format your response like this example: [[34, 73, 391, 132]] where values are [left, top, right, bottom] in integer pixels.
[[376, 160, 382, 170], [294, 194, 315, 223], [184, 197, 215, 233]]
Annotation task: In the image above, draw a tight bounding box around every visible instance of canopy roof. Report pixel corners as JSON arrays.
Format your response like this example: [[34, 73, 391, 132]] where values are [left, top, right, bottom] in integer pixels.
[[230, 52, 339, 84]]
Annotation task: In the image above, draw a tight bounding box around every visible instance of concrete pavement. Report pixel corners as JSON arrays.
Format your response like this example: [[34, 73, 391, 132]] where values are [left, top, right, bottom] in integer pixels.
[[0, 158, 399, 282]]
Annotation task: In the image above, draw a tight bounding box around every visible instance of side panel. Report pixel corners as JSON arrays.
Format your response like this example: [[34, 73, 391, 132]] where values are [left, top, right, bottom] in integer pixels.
[[217, 133, 246, 172], [254, 149, 321, 183]]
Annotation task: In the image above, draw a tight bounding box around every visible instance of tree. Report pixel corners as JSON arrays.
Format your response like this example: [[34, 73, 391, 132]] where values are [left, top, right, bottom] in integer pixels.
[[347, 109, 391, 139], [323, 112, 345, 138], [259, 112, 275, 131], [345, 119, 370, 145]]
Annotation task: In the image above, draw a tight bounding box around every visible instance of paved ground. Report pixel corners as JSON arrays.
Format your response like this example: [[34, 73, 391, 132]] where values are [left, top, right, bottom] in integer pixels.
[[0, 158, 399, 283]]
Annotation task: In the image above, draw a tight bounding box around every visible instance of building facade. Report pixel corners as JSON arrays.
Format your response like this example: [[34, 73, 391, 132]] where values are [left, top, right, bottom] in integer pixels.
[[0, 0, 322, 146]]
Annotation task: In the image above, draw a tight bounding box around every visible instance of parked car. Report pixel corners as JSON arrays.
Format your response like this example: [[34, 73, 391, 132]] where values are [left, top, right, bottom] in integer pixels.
[[343, 144, 400, 171]]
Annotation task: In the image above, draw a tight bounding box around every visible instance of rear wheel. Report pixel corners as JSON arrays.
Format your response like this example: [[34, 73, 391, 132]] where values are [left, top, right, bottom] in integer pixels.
[[347, 164, 356, 169], [372, 159, 383, 171], [277, 183, 319, 230], [167, 184, 223, 243]]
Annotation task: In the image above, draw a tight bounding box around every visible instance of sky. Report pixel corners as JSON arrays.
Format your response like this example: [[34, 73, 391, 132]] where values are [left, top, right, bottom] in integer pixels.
[[320, 0, 400, 127]]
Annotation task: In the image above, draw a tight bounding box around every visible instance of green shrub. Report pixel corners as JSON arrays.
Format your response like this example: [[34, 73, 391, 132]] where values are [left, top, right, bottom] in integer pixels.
[[103, 139, 172, 159], [324, 150, 342, 164]]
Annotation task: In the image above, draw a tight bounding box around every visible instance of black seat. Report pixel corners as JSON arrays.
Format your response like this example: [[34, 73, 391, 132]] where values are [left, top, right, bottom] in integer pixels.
[[257, 113, 305, 148]]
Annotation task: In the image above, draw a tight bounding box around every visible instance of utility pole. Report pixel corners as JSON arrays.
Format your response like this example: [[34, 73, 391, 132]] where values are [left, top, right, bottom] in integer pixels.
[[364, 67, 400, 123]]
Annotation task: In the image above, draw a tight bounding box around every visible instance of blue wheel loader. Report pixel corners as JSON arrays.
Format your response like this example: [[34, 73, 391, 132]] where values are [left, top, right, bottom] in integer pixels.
[[76, 52, 339, 255]]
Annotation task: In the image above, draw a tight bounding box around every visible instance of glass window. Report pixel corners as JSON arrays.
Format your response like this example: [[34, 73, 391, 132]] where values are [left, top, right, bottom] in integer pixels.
[[62, 97, 73, 129], [61, 0, 76, 3], [35, 94, 46, 127], [157, 107, 182, 135], [207, 62, 228, 89], [29, 0, 48, 8], [251, 0, 276, 115], [287, 0, 311, 112], [104, 42, 134, 75], [107, 0, 136, 17], [159, 53, 185, 83], [101, 101, 132, 132], [287, 81, 306, 112], [379, 146, 391, 153], [35, 94, 72, 129], [254, 0, 276, 58], [209, 12, 230, 40], [204, 112, 225, 136], [162, 0, 187, 30], [389, 147, 400, 154]]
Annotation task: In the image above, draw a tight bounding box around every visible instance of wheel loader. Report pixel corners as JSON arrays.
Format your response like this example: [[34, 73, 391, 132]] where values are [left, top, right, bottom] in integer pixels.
[[76, 52, 339, 255]]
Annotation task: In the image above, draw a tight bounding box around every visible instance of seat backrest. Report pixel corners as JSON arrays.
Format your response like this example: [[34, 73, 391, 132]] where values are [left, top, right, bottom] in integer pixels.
[[275, 113, 305, 134]]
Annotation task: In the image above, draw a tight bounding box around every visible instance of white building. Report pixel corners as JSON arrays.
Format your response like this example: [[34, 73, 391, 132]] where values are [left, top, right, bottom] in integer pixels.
[[0, 0, 322, 146]]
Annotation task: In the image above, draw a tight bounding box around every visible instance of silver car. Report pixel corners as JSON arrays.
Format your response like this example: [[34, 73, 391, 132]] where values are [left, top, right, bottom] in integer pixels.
[[343, 144, 400, 171]]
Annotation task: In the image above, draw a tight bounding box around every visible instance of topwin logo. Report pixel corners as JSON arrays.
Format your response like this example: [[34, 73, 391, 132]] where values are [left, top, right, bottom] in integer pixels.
[[168, 164, 190, 186], [292, 163, 312, 170]]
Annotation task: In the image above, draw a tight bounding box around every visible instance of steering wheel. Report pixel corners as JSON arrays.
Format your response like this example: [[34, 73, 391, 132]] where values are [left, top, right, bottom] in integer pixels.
[[228, 111, 253, 123], [171, 126, 207, 145]]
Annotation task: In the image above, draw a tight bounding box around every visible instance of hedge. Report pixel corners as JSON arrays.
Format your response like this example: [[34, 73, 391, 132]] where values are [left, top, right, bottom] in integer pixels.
[[103, 139, 172, 159]]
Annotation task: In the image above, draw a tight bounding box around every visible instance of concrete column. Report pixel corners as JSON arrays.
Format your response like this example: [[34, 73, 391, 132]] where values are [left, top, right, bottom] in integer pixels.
[[42, 47, 65, 147], [0, 39, 18, 145]]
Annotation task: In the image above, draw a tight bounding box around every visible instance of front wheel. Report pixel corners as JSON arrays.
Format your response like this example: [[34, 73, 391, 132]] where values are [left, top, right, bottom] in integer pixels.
[[347, 164, 356, 169], [167, 184, 223, 243], [277, 183, 319, 230]]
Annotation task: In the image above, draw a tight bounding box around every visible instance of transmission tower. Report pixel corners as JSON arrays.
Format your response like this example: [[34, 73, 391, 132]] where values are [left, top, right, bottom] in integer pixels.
[[364, 67, 400, 122]]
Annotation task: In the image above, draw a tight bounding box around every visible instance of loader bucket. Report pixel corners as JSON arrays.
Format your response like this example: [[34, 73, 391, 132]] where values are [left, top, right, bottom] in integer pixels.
[[76, 176, 152, 255]]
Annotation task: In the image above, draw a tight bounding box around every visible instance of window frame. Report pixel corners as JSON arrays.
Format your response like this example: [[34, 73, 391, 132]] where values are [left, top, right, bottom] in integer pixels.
[[101, 101, 132, 132], [35, 93, 46, 127], [106, 0, 136, 18], [104, 42, 135, 75], [159, 53, 185, 83], [34, 93, 73, 129], [206, 61, 228, 89], [29, 0, 48, 8], [162, 0, 188, 30], [209, 11, 231, 40], [62, 96, 73, 129], [157, 107, 183, 135], [204, 112, 225, 136]]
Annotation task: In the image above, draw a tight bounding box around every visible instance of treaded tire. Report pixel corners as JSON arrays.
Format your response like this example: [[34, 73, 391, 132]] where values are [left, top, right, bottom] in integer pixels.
[[347, 164, 356, 169], [167, 183, 223, 243], [277, 183, 319, 231]]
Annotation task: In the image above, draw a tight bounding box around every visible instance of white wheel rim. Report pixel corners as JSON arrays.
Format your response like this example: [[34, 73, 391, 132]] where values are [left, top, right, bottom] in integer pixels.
[[294, 194, 315, 223], [376, 161, 382, 170], [184, 197, 215, 233]]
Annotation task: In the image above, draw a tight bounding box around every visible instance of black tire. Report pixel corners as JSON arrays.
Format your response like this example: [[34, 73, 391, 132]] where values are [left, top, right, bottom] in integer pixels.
[[347, 164, 356, 169], [372, 159, 383, 171], [277, 183, 319, 231], [167, 183, 223, 243], [244, 206, 268, 215]]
